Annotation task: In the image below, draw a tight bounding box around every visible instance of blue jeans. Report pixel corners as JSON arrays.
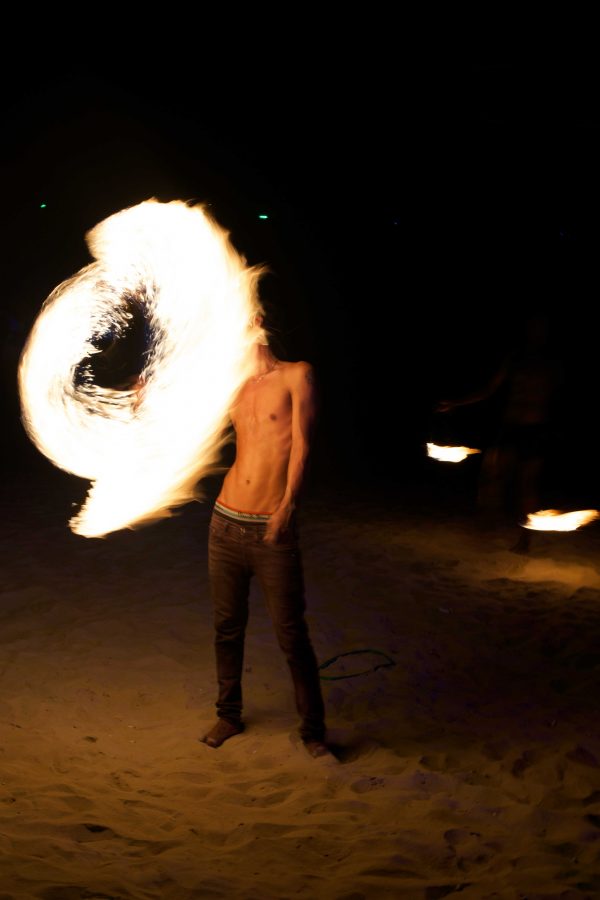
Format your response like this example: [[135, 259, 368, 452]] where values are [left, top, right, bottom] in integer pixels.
[[208, 509, 325, 742]]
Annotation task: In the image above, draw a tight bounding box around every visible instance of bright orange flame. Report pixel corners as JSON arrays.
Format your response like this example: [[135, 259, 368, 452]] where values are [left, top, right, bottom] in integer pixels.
[[19, 200, 266, 537], [524, 509, 600, 532], [426, 442, 481, 463]]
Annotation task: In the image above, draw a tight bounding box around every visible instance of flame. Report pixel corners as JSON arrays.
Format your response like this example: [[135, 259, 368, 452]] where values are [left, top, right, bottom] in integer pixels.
[[524, 509, 600, 532], [426, 442, 481, 463], [19, 199, 266, 537]]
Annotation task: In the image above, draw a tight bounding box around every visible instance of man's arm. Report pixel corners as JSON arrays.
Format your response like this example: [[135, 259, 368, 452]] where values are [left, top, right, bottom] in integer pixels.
[[437, 359, 509, 412], [264, 362, 317, 543]]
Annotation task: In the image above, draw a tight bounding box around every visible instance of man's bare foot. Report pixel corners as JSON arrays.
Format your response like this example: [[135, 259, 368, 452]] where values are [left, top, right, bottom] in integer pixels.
[[201, 719, 244, 748], [303, 739, 336, 760]]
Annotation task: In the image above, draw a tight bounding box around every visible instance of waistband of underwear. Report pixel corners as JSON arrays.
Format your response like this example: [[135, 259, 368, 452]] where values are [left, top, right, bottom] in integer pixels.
[[214, 501, 272, 524]]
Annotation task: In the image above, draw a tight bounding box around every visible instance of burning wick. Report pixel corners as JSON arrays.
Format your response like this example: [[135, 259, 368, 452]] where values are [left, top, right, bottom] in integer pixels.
[[426, 442, 481, 463], [523, 509, 600, 532], [19, 199, 266, 538]]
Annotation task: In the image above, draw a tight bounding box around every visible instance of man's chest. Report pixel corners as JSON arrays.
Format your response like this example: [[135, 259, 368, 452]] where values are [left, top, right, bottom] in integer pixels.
[[231, 382, 292, 432]]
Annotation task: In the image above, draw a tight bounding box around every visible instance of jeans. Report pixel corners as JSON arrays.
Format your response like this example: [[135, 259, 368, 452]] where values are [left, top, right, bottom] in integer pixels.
[[208, 509, 325, 742]]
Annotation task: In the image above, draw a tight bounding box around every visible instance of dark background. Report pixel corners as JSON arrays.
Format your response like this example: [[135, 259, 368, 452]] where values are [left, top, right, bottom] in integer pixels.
[[2, 60, 599, 512]]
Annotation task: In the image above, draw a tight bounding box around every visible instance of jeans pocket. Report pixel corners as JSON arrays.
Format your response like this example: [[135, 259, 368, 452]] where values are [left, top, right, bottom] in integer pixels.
[[209, 517, 229, 541]]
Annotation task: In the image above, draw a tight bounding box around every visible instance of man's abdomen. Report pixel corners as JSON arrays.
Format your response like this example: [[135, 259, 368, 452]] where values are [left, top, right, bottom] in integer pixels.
[[218, 454, 289, 513]]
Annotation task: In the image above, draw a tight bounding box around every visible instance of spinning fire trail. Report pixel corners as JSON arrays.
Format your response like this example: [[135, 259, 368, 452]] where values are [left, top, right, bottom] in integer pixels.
[[19, 200, 266, 538]]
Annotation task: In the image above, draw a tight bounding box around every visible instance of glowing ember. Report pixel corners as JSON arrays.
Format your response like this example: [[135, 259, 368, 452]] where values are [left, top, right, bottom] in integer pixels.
[[524, 509, 600, 532], [426, 442, 481, 463], [19, 199, 266, 537]]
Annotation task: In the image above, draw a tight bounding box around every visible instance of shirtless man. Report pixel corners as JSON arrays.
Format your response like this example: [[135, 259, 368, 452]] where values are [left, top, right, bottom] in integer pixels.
[[437, 313, 563, 552], [200, 320, 328, 757]]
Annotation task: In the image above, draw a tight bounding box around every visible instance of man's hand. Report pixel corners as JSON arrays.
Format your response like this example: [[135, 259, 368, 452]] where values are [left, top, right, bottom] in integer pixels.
[[263, 505, 293, 545]]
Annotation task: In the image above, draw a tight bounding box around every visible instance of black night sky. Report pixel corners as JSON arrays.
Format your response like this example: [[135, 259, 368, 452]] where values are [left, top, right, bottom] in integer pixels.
[[2, 60, 599, 508]]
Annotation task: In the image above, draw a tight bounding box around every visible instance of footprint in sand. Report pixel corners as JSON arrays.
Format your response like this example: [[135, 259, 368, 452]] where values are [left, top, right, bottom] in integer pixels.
[[304, 799, 370, 815], [511, 749, 538, 777], [39, 888, 122, 900], [351, 776, 386, 794], [57, 822, 117, 843], [226, 788, 295, 808], [109, 770, 142, 791]]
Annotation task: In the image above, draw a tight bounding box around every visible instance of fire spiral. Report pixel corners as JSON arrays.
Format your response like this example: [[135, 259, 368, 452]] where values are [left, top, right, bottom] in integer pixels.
[[19, 200, 266, 537]]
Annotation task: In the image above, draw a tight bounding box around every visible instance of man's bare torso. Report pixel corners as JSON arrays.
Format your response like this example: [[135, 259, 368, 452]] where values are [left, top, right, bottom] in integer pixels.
[[218, 362, 297, 513]]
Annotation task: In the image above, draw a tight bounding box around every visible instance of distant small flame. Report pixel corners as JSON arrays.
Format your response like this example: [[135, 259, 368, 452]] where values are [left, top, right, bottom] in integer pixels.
[[19, 199, 266, 538], [524, 509, 600, 532], [427, 442, 481, 463]]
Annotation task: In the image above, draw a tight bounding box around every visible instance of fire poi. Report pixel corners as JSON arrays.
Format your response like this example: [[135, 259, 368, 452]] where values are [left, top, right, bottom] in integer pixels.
[[18, 200, 266, 538], [523, 509, 600, 532], [426, 442, 481, 463]]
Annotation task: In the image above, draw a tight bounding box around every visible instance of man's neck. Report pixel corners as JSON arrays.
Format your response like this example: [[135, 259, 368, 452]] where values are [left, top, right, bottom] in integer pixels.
[[252, 345, 279, 377]]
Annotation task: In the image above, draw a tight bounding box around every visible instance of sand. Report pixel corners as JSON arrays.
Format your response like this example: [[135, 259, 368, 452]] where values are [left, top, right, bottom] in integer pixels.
[[1, 472, 600, 900]]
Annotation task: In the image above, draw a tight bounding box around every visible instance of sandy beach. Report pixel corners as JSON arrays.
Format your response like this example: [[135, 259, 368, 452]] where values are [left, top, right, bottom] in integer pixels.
[[0, 466, 599, 900]]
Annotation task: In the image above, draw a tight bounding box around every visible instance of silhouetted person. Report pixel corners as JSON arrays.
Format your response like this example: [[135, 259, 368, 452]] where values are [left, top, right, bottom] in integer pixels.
[[437, 313, 564, 552], [200, 314, 329, 758], [130, 313, 329, 756]]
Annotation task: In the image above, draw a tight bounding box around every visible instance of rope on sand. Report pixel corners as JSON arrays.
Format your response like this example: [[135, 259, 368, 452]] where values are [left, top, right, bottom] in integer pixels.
[[318, 649, 396, 680]]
